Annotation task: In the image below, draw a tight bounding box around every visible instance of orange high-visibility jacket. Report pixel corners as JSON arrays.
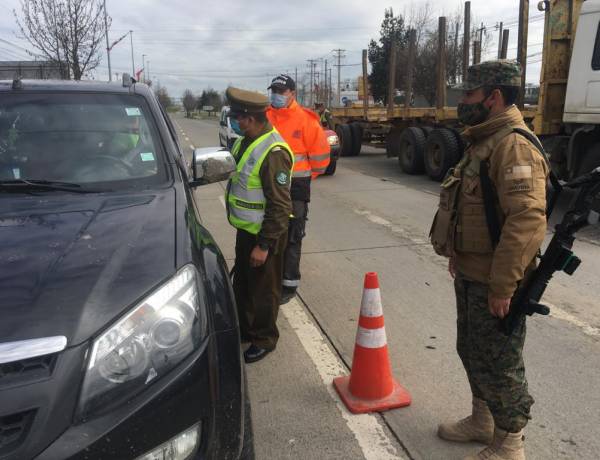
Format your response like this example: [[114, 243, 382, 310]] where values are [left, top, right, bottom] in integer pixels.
[[267, 100, 330, 180]]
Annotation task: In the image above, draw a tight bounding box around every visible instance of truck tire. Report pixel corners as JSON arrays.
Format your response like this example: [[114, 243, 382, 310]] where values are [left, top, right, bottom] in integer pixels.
[[397, 127, 426, 174], [386, 129, 402, 157], [349, 123, 363, 156], [324, 159, 337, 175], [420, 126, 433, 139], [425, 128, 460, 181], [576, 141, 600, 177], [336, 124, 353, 157]]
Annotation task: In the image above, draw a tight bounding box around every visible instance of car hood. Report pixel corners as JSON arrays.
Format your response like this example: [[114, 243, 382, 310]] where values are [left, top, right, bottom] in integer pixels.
[[0, 189, 177, 346]]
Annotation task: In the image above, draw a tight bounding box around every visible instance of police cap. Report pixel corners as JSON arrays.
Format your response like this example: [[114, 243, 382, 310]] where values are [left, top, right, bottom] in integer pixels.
[[454, 59, 522, 91], [226, 87, 269, 116]]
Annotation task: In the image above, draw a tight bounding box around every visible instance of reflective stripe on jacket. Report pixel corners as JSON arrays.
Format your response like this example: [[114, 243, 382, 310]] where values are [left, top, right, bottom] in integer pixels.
[[226, 129, 294, 234], [267, 100, 330, 179]]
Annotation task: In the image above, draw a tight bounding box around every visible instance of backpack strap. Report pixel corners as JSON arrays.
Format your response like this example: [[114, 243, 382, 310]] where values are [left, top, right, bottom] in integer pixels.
[[512, 128, 563, 218], [479, 128, 563, 250]]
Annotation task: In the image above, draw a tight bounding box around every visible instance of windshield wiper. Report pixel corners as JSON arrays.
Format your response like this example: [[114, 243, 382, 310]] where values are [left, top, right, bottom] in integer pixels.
[[0, 179, 103, 193]]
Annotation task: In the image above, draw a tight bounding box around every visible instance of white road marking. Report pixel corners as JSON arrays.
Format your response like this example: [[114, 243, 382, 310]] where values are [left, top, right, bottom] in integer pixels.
[[354, 209, 427, 244], [219, 190, 403, 458], [282, 298, 404, 460], [545, 302, 600, 337]]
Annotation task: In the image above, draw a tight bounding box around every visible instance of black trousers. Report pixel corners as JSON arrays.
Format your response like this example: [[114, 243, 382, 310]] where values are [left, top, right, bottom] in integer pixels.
[[282, 200, 308, 291], [233, 230, 287, 350]]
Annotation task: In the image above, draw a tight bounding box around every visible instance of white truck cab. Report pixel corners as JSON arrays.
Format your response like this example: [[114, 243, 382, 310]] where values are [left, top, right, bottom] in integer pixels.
[[564, 0, 600, 124]]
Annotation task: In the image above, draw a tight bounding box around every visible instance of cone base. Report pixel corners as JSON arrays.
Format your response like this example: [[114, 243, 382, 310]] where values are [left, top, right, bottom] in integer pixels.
[[333, 375, 412, 414]]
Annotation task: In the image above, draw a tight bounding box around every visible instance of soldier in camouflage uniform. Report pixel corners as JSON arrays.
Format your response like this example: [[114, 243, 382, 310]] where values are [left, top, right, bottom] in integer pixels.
[[430, 60, 549, 460]]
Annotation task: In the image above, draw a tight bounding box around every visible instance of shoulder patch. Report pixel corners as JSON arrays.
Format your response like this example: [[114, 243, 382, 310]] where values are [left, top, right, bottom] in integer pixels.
[[275, 170, 289, 186], [504, 165, 532, 181]]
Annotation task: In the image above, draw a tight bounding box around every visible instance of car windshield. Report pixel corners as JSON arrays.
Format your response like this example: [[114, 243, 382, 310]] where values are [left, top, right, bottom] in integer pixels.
[[0, 92, 167, 190]]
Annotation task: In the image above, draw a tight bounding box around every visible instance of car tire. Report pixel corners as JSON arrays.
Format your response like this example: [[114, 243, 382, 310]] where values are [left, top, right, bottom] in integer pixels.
[[396, 127, 426, 174], [424, 128, 461, 182], [336, 124, 353, 157], [239, 368, 255, 460], [349, 123, 363, 156], [324, 159, 337, 176]]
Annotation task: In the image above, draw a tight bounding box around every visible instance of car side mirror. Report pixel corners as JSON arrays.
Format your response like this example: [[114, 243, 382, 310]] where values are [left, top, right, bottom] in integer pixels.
[[190, 147, 236, 187]]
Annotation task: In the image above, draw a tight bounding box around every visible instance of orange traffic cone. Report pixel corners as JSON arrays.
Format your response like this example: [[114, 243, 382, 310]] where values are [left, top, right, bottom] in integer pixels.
[[333, 272, 411, 414]]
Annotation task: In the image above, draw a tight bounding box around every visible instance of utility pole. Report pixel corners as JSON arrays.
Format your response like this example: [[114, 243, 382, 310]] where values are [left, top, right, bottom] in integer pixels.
[[103, 0, 112, 82], [147, 60, 150, 83], [130, 31, 135, 76], [324, 59, 328, 106], [142, 54, 146, 83], [329, 68, 333, 107], [333, 49, 345, 107], [362, 49, 368, 118], [308, 59, 316, 107], [405, 29, 416, 110], [387, 39, 398, 117], [295, 67, 298, 86], [497, 22, 504, 59], [463, 1, 471, 79]]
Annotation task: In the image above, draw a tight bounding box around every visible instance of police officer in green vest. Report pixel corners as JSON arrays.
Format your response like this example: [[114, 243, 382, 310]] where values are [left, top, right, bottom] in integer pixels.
[[225, 87, 294, 363]]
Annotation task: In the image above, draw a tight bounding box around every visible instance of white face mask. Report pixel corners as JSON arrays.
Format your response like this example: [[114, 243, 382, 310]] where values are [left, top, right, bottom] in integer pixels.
[[270, 93, 289, 109]]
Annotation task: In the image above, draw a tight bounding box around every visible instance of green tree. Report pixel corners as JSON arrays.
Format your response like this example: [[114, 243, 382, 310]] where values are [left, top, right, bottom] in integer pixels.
[[197, 88, 223, 112], [368, 8, 408, 104]]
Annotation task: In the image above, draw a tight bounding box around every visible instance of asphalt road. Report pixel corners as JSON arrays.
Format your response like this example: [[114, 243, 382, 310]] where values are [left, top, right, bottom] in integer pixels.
[[172, 113, 600, 460]]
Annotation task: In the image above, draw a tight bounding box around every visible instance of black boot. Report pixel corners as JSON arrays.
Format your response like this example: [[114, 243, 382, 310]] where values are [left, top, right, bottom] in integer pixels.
[[280, 287, 296, 305]]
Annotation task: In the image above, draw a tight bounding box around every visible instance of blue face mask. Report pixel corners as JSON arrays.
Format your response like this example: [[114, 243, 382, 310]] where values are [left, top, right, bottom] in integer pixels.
[[270, 93, 289, 109], [230, 118, 243, 135]]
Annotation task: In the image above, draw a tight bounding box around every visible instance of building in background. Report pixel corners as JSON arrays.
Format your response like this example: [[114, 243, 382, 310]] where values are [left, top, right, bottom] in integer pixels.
[[0, 61, 65, 80]]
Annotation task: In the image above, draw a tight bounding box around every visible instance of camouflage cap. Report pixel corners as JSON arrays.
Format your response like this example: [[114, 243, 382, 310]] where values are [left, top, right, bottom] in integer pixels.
[[454, 59, 522, 91]]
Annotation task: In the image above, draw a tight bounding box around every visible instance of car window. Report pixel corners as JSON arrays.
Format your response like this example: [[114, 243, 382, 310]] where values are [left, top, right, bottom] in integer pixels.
[[0, 92, 168, 189]]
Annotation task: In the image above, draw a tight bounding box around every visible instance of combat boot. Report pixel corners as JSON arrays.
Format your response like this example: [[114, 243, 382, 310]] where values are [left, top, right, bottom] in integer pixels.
[[437, 397, 494, 444], [463, 428, 525, 460]]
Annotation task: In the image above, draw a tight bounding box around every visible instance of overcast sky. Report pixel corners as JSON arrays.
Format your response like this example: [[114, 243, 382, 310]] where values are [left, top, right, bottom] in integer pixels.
[[0, 0, 545, 99]]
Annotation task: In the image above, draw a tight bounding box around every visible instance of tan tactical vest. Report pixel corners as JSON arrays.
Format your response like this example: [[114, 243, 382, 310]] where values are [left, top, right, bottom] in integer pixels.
[[430, 124, 520, 257]]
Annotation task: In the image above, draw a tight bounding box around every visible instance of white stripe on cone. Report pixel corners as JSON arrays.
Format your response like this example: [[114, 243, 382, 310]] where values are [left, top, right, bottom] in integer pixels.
[[355, 326, 387, 349], [360, 288, 383, 317]]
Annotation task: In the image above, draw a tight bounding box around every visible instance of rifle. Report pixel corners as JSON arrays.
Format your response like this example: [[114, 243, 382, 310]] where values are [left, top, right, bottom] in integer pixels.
[[502, 166, 600, 335]]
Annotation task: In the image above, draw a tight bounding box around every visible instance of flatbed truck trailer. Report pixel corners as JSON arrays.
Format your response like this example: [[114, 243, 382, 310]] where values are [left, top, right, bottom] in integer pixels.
[[331, 0, 600, 182]]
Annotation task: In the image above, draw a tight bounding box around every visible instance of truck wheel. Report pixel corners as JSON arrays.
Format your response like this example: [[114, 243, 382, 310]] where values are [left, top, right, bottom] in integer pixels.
[[324, 159, 337, 175], [425, 128, 460, 181], [420, 126, 433, 139], [349, 123, 363, 156], [577, 141, 600, 177], [386, 129, 402, 157], [336, 124, 353, 157], [397, 127, 426, 174]]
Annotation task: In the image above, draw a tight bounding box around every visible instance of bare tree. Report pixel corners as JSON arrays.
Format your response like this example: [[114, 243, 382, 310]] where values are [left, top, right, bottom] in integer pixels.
[[155, 84, 172, 110], [14, 0, 107, 80], [182, 89, 196, 118]]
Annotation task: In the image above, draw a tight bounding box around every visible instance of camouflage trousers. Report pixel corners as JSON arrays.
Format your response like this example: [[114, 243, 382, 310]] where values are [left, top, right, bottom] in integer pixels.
[[454, 274, 534, 432]]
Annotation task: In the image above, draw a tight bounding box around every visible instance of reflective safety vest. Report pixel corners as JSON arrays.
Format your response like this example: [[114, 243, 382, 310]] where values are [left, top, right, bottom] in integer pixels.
[[226, 129, 294, 235]]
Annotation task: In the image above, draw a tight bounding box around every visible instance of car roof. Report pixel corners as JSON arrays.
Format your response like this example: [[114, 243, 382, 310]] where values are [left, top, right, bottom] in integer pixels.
[[0, 79, 154, 98]]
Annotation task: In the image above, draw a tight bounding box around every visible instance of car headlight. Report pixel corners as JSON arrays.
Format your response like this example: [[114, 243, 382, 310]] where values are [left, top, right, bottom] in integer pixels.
[[78, 265, 206, 418], [327, 134, 339, 146]]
